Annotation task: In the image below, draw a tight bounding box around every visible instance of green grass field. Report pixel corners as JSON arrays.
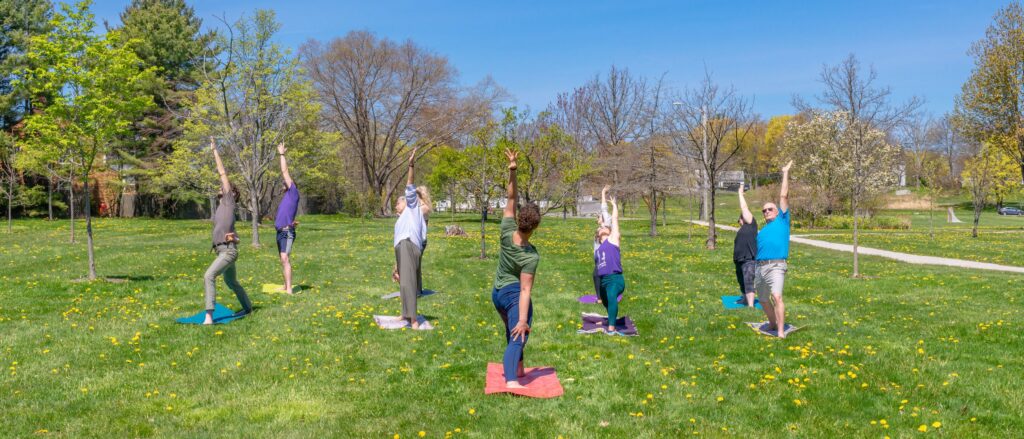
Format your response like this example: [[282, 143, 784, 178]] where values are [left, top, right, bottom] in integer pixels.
[[1, 214, 1022, 437]]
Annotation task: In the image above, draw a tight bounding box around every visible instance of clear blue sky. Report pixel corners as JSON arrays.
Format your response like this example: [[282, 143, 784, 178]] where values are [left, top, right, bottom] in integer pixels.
[[90, 0, 1009, 118]]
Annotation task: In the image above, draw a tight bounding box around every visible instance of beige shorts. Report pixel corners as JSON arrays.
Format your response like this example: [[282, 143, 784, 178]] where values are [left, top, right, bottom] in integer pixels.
[[754, 260, 788, 302]]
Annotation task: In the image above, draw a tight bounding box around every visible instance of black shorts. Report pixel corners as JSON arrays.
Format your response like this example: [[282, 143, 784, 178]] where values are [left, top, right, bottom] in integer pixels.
[[276, 228, 296, 254], [734, 260, 756, 294]]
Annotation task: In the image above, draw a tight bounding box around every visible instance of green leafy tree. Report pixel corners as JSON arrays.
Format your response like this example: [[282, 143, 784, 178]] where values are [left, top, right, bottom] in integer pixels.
[[961, 138, 1018, 237], [430, 119, 505, 259], [20, 0, 155, 279], [112, 0, 213, 216], [1, 1, 52, 223], [1, 0, 52, 129], [176, 10, 318, 247], [956, 2, 1024, 183]]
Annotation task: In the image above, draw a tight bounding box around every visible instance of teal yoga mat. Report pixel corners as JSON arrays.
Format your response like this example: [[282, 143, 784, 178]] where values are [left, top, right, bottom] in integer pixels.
[[721, 295, 762, 310], [176, 303, 247, 325]]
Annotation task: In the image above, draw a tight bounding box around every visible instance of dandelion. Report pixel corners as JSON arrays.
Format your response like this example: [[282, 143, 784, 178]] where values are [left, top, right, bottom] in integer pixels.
[[918, 424, 927, 432]]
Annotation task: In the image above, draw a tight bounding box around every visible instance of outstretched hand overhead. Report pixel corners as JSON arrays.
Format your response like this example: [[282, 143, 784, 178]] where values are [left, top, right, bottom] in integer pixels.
[[209, 136, 217, 152], [505, 149, 518, 170], [277, 143, 286, 155], [409, 146, 419, 164], [782, 160, 793, 173]]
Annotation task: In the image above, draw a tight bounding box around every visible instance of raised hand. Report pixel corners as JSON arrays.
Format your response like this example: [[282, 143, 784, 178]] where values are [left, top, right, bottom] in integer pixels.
[[209, 136, 217, 152], [738, 183, 744, 194], [782, 160, 793, 173], [505, 149, 518, 170], [409, 146, 419, 164], [277, 143, 286, 155]]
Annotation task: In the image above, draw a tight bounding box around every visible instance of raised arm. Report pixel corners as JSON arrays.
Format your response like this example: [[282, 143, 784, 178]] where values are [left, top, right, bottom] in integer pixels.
[[502, 149, 518, 218], [738, 183, 753, 224], [609, 197, 621, 246], [211, 137, 230, 193], [599, 184, 611, 225], [406, 147, 418, 186], [779, 160, 793, 212], [277, 143, 293, 188]]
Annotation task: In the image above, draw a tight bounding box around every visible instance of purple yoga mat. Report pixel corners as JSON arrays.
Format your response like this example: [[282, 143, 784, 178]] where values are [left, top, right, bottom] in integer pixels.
[[578, 313, 637, 336], [578, 294, 623, 304]]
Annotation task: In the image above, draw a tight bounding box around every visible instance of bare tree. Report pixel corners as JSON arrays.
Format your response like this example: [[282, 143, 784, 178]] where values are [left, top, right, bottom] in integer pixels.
[[899, 114, 935, 189], [549, 88, 596, 217], [579, 65, 659, 220], [302, 31, 474, 215], [931, 114, 967, 189], [794, 54, 922, 275], [795, 54, 922, 133], [668, 70, 756, 249]]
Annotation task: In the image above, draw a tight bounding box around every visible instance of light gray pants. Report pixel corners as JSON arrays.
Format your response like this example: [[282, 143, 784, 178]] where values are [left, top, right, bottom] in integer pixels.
[[755, 260, 788, 302], [395, 239, 423, 319], [204, 246, 252, 312]]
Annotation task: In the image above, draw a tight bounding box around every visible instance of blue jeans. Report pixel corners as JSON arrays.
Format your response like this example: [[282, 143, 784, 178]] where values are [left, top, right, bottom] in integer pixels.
[[492, 283, 533, 381]]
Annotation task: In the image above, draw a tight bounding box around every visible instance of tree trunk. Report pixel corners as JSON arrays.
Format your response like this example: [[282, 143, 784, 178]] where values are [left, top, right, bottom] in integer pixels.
[[972, 202, 982, 238], [705, 185, 716, 250], [209, 196, 217, 221], [928, 198, 934, 239], [852, 197, 860, 278], [47, 178, 53, 221], [6, 183, 12, 233], [69, 174, 76, 244], [83, 176, 97, 280], [250, 191, 260, 247], [648, 186, 657, 237], [479, 207, 487, 259], [687, 192, 694, 240], [660, 192, 667, 227]]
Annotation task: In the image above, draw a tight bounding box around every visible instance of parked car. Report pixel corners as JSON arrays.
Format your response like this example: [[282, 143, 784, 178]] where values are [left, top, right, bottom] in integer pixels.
[[998, 206, 1024, 216]]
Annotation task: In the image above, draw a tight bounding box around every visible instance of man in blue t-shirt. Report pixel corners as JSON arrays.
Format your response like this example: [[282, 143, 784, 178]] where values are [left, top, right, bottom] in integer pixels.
[[755, 160, 793, 338]]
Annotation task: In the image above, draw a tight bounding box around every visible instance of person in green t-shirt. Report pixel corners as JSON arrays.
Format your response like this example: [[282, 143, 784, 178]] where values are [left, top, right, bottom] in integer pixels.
[[491, 148, 542, 388]]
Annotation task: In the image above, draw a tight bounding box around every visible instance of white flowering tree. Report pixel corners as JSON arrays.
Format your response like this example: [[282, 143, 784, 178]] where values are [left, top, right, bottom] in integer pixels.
[[784, 111, 900, 277]]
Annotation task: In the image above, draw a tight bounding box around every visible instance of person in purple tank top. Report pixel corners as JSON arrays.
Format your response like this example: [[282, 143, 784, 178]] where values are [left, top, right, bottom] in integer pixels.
[[595, 197, 626, 335], [274, 143, 300, 294]]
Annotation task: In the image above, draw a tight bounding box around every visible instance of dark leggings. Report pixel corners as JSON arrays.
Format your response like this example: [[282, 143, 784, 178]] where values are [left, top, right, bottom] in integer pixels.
[[492, 283, 533, 381], [599, 273, 625, 329]]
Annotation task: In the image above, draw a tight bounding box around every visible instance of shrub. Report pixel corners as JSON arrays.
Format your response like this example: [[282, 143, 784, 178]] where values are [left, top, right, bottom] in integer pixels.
[[793, 215, 910, 230]]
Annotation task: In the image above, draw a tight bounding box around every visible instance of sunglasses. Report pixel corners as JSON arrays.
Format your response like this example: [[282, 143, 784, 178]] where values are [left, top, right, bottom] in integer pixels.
[[762, 207, 776, 213]]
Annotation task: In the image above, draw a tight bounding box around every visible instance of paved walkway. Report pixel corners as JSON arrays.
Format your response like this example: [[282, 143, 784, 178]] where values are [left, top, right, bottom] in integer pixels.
[[689, 220, 1024, 274]]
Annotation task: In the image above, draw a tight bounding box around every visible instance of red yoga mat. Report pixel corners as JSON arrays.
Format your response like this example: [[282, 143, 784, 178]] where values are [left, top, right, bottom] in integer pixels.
[[484, 362, 564, 398]]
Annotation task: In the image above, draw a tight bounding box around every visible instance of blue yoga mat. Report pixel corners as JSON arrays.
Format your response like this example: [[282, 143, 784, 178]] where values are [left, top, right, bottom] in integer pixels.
[[176, 303, 247, 325], [721, 295, 762, 310]]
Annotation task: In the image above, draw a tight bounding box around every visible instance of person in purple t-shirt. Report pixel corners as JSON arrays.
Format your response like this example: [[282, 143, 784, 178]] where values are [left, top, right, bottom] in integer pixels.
[[275, 143, 300, 294], [595, 197, 626, 335]]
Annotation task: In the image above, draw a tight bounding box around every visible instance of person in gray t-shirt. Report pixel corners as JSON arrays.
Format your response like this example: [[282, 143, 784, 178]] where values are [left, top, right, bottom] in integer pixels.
[[203, 137, 252, 324]]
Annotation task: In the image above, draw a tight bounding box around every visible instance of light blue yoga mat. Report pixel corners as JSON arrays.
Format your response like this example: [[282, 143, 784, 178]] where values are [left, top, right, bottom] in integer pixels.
[[176, 303, 247, 325], [721, 295, 762, 310]]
